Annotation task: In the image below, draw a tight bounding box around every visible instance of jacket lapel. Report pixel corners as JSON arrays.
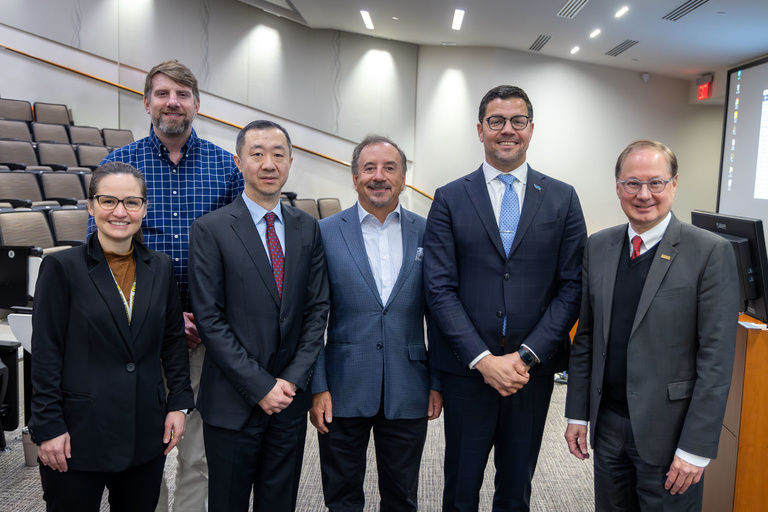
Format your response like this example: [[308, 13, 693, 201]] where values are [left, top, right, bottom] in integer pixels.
[[281, 205, 303, 310], [601, 227, 626, 343], [464, 167, 506, 260], [129, 244, 154, 340], [230, 196, 282, 308], [386, 207, 417, 307], [338, 206, 383, 307], [510, 168, 546, 256], [631, 216, 680, 335], [86, 236, 135, 357]]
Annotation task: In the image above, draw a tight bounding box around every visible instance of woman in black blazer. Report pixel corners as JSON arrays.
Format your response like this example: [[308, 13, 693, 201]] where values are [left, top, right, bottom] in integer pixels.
[[29, 162, 194, 511]]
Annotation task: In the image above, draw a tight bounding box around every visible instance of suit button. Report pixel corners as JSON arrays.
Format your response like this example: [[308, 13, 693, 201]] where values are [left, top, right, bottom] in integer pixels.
[[496, 311, 503, 318], [280, 316, 285, 323], [602, 352, 606, 358], [376, 344, 383, 350], [126, 363, 136, 372], [383, 309, 388, 315], [597, 388, 601, 395], [504, 273, 510, 280]]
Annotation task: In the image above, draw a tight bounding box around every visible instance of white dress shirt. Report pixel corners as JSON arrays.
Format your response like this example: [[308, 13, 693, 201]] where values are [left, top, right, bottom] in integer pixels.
[[242, 194, 285, 264], [358, 202, 403, 305]]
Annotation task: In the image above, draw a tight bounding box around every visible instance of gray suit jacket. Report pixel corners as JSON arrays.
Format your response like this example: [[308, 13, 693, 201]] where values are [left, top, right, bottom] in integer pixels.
[[189, 195, 330, 429], [566, 214, 739, 465], [311, 205, 437, 419]]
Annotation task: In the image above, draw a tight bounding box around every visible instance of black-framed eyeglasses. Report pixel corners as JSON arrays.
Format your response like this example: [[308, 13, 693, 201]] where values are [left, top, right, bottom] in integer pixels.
[[617, 177, 675, 194], [485, 115, 531, 131], [92, 195, 147, 211]]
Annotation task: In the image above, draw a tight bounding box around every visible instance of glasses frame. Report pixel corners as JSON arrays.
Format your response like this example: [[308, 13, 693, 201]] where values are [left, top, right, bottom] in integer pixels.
[[616, 177, 675, 194], [92, 194, 147, 211], [484, 115, 532, 131]]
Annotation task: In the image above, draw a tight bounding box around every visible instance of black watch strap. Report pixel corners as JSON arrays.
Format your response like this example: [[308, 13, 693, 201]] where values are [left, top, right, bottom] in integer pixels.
[[517, 347, 537, 367]]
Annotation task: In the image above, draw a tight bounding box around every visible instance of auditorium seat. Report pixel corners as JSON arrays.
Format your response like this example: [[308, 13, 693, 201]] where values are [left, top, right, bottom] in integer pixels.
[[76, 144, 109, 170], [0, 119, 33, 142], [39, 171, 88, 206], [293, 198, 320, 219], [68, 125, 104, 146], [0, 169, 63, 208], [102, 128, 135, 149], [32, 122, 71, 144], [33, 102, 71, 125], [0, 98, 33, 123], [36, 142, 92, 172], [48, 207, 88, 245], [0, 139, 52, 171], [317, 198, 342, 218]]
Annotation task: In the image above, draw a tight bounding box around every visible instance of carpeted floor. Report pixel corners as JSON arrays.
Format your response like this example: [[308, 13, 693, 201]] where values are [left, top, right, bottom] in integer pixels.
[[0, 373, 595, 511]]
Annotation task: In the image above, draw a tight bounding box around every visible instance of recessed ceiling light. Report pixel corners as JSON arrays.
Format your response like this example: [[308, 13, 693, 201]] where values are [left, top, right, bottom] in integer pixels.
[[452, 9, 465, 30], [590, 29, 601, 38], [571, 46, 580, 54], [392, 16, 399, 20], [615, 6, 629, 17], [360, 10, 374, 30], [442, 42, 458, 46]]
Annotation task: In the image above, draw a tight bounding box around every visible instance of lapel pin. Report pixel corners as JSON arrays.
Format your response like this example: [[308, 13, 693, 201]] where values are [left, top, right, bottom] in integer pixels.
[[415, 247, 424, 261], [533, 184, 541, 191], [661, 254, 671, 260]]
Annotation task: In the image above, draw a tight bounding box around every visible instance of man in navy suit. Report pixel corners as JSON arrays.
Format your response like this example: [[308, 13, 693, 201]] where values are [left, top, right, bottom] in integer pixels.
[[310, 135, 442, 512], [188, 120, 329, 512], [424, 85, 587, 511]]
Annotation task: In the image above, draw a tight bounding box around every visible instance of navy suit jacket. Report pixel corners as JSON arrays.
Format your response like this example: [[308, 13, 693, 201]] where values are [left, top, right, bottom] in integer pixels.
[[29, 235, 193, 472], [424, 165, 587, 376], [311, 205, 437, 420], [189, 195, 330, 429], [565, 215, 738, 465]]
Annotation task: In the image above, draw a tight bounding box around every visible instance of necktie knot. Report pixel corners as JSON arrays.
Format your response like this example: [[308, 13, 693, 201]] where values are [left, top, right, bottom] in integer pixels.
[[265, 212, 277, 227], [498, 173, 517, 187], [631, 235, 642, 260]]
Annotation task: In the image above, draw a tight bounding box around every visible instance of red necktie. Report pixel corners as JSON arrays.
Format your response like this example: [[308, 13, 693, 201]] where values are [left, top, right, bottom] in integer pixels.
[[265, 212, 284, 298], [631, 235, 642, 260]]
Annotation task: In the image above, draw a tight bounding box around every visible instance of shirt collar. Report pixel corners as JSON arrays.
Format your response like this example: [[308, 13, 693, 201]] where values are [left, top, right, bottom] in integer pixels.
[[628, 212, 672, 249], [148, 125, 198, 156], [356, 201, 401, 225], [483, 160, 528, 186], [242, 193, 284, 224]]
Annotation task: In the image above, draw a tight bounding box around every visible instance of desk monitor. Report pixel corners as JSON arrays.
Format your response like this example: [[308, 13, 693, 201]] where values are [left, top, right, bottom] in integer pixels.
[[691, 210, 768, 323]]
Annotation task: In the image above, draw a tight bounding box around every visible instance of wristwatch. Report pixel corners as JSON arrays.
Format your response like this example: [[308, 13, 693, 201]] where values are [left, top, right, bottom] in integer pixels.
[[517, 347, 537, 367]]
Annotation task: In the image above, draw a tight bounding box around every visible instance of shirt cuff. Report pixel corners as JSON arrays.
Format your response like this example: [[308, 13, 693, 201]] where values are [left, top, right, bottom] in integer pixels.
[[469, 350, 491, 369], [675, 448, 709, 467], [567, 419, 587, 426]]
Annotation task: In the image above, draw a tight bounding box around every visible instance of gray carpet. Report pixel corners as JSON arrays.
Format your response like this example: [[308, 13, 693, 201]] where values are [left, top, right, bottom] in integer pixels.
[[1, 377, 594, 511]]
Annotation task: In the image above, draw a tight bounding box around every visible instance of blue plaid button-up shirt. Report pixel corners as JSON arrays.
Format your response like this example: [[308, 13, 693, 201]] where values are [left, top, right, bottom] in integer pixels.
[[89, 126, 244, 310]]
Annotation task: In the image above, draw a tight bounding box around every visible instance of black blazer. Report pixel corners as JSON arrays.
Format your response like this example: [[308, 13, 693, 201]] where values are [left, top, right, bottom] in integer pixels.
[[29, 235, 194, 472], [189, 195, 330, 430]]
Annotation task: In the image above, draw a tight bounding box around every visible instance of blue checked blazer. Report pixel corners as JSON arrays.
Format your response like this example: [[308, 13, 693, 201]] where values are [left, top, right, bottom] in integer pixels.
[[311, 205, 438, 420]]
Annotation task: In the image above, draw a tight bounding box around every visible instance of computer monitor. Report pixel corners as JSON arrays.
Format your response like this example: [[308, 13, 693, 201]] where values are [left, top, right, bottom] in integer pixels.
[[691, 210, 768, 323]]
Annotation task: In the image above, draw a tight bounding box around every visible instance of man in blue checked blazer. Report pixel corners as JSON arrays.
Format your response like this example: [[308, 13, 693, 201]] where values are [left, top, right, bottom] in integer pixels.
[[310, 135, 442, 512]]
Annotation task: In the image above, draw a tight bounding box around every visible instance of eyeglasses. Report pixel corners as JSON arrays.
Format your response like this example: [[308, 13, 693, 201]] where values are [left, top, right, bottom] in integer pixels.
[[485, 115, 531, 131], [92, 195, 146, 211], [617, 177, 675, 194]]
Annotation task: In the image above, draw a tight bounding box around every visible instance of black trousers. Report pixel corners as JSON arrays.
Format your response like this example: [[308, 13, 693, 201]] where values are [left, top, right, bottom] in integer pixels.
[[593, 406, 703, 512], [317, 408, 428, 512], [38, 452, 165, 512], [440, 372, 554, 512], [203, 413, 307, 512]]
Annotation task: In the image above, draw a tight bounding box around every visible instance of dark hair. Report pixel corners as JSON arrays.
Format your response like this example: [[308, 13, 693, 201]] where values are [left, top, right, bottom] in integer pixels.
[[478, 85, 534, 123], [614, 139, 678, 178], [144, 59, 200, 103], [236, 120, 292, 157], [89, 162, 147, 243], [351, 135, 408, 176]]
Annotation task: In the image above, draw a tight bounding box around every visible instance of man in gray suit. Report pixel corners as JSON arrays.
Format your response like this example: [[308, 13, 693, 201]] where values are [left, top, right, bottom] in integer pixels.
[[565, 139, 739, 511], [310, 135, 442, 512]]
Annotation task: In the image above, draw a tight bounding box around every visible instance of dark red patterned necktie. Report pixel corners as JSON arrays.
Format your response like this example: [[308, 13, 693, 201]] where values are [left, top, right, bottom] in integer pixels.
[[631, 235, 642, 260], [265, 212, 284, 298]]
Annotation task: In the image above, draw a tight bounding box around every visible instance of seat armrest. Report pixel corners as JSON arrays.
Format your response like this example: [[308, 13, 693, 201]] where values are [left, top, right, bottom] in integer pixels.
[[0, 198, 33, 208], [0, 162, 27, 171]]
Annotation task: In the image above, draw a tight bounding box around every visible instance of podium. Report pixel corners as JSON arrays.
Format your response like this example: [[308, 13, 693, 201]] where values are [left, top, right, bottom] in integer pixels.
[[703, 318, 768, 511]]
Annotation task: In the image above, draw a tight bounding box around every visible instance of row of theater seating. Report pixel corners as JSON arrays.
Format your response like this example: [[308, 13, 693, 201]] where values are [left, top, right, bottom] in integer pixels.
[[0, 97, 134, 147], [281, 196, 342, 219], [0, 139, 107, 172], [0, 169, 90, 209]]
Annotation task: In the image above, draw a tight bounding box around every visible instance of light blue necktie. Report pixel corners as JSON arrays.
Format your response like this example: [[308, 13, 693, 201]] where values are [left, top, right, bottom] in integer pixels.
[[498, 173, 520, 257]]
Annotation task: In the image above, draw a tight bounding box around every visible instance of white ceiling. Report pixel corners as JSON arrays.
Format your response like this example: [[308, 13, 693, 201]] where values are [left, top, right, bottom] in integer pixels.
[[241, 0, 768, 80]]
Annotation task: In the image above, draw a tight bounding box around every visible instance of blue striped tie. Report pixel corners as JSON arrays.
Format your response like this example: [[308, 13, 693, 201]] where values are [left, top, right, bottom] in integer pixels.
[[498, 173, 520, 257]]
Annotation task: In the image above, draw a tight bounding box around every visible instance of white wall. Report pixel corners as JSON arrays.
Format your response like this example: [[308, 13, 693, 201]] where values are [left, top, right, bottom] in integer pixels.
[[1, 1, 725, 231], [414, 46, 724, 231]]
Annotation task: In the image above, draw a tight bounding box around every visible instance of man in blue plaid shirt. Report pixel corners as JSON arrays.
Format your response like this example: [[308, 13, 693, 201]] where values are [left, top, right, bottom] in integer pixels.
[[90, 59, 244, 512]]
